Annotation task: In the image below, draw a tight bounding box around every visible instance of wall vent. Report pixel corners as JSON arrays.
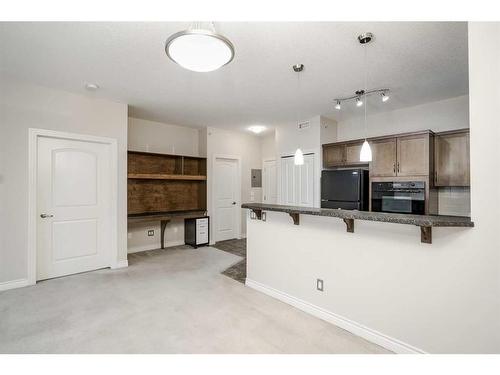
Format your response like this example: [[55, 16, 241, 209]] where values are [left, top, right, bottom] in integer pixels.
[[298, 121, 310, 130]]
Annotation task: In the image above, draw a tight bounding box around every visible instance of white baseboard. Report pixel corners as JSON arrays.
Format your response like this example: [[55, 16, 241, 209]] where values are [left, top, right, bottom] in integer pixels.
[[0, 278, 31, 292], [245, 278, 426, 354], [127, 240, 185, 254], [111, 260, 129, 269]]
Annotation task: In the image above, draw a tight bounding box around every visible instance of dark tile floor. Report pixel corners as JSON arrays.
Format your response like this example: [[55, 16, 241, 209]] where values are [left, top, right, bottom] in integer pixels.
[[213, 239, 247, 284]]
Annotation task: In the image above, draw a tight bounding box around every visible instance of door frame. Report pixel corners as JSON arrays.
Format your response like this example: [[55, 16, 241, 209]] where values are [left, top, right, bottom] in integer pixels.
[[262, 158, 276, 203], [211, 154, 242, 243], [27, 128, 119, 285]]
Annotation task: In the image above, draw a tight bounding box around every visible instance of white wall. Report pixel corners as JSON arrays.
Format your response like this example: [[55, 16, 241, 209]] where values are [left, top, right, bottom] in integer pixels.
[[126, 117, 202, 252], [261, 132, 276, 162], [128, 117, 199, 156], [336, 95, 469, 141], [206, 127, 263, 241], [0, 78, 128, 285], [245, 22, 500, 354]]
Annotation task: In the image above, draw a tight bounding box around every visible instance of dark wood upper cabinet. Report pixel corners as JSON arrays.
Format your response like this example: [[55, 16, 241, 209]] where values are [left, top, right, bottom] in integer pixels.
[[323, 141, 365, 168], [322, 129, 471, 187], [396, 133, 432, 177], [323, 144, 345, 167], [434, 129, 470, 186], [345, 142, 364, 165], [369, 138, 397, 177]]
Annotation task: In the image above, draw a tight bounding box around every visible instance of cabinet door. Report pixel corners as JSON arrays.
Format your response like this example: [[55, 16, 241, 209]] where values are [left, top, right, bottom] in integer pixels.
[[397, 134, 429, 176], [435, 131, 470, 186], [323, 144, 345, 167], [370, 138, 397, 177], [345, 142, 364, 165]]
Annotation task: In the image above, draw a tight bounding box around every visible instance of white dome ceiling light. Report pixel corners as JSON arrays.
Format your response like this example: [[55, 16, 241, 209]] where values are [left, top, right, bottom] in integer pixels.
[[165, 22, 235, 73]]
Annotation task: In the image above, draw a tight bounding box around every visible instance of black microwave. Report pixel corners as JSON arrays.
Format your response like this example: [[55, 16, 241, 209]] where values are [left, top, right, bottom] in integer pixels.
[[371, 181, 425, 215]]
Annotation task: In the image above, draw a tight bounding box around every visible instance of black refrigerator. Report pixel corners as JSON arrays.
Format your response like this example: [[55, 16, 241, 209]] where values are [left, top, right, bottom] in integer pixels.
[[321, 169, 369, 210]]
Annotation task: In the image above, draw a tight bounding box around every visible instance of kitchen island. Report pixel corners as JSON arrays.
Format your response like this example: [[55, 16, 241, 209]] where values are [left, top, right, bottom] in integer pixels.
[[242, 202, 476, 353]]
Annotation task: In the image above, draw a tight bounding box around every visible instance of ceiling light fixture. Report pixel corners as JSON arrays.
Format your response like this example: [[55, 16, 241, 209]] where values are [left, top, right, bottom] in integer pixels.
[[248, 125, 266, 134], [334, 87, 390, 110], [165, 22, 235, 73], [85, 83, 99, 91], [293, 63, 305, 166], [359, 32, 373, 163]]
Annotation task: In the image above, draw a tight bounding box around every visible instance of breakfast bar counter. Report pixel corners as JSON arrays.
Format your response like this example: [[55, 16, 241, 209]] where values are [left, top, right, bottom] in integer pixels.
[[241, 203, 474, 244]]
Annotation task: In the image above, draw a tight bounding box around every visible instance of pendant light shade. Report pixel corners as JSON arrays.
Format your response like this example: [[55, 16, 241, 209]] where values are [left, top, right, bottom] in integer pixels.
[[165, 24, 234, 72], [360, 140, 372, 162], [294, 148, 304, 165]]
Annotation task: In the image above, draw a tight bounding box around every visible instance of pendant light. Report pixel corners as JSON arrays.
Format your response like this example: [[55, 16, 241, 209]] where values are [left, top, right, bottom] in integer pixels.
[[359, 33, 373, 162], [293, 64, 305, 165], [165, 22, 235, 72]]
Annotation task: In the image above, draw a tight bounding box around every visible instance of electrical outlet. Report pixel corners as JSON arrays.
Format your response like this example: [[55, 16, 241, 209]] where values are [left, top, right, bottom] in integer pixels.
[[316, 279, 324, 292], [148, 230, 154, 236]]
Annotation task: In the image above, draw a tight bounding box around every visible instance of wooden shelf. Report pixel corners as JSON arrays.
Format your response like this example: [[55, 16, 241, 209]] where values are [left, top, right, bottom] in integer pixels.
[[128, 173, 206, 181]]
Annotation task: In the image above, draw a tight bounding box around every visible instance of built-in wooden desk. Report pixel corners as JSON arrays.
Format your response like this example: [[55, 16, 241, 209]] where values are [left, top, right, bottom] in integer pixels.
[[128, 210, 207, 249]]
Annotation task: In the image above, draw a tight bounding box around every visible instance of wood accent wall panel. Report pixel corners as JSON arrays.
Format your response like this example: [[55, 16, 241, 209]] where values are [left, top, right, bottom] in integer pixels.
[[127, 151, 207, 215], [128, 153, 181, 175], [128, 180, 205, 214]]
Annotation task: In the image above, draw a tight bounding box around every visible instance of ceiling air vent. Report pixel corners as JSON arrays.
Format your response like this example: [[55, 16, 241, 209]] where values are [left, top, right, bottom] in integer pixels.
[[298, 121, 310, 130]]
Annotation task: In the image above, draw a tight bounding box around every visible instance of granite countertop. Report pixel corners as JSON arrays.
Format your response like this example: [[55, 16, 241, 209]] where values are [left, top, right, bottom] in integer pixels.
[[241, 203, 474, 228]]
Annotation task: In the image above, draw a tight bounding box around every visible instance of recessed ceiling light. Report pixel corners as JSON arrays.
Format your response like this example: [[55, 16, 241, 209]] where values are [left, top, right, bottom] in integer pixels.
[[85, 83, 99, 91], [165, 23, 234, 73], [248, 125, 266, 134]]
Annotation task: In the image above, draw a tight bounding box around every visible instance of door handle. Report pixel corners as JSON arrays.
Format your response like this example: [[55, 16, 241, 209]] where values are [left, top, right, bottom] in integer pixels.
[[232, 202, 237, 205], [40, 213, 54, 218]]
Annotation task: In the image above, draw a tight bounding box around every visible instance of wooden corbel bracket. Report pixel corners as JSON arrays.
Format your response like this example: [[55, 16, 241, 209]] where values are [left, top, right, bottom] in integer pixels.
[[343, 218, 354, 233], [289, 212, 300, 225]]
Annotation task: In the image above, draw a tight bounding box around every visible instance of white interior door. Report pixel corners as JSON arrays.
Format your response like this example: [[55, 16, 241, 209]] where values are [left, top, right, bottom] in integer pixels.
[[280, 153, 315, 207], [263, 160, 277, 204], [37, 136, 112, 280], [214, 157, 239, 241]]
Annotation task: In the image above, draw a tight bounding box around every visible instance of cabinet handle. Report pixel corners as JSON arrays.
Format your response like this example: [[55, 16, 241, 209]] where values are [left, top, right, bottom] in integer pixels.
[[397, 162, 400, 173], [393, 163, 396, 173]]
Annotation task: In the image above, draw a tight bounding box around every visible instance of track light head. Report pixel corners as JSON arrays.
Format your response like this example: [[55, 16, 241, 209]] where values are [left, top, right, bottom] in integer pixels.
[[381, 92, 389, 102], [335, 100, 341, 110], [356, 97, 363, 107]]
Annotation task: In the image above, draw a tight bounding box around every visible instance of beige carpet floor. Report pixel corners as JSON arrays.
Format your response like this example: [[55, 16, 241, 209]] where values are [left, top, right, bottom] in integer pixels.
[[0, 245, 390, 354]]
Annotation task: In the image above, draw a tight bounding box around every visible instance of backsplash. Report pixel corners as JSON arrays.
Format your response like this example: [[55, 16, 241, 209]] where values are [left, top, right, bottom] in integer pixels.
[[438, 187, 471, 217]]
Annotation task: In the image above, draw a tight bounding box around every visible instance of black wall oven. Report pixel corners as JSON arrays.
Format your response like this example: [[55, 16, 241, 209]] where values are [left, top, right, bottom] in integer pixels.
[[371, 181, 425, 215]]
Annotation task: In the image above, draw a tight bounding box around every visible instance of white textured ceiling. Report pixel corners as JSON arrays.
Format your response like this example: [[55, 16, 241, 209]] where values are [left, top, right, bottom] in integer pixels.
[[0, 22, 468, 132]]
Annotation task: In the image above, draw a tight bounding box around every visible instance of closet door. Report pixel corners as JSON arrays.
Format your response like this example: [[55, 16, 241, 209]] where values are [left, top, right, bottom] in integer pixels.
[[280, 157, 296, 205], [296, 154, 315, 207]]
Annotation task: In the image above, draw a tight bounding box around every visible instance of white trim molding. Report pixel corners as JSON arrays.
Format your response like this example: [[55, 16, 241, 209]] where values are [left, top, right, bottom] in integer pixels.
[[111, 260, 129, 269], [245, 278, 426, 354], [0, 278, 31, 292], [28, 128, 122, 285]]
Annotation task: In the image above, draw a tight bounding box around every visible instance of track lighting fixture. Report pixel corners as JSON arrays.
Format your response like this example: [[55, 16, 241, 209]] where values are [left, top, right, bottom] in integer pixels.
[[333, 88, 390, 110]]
